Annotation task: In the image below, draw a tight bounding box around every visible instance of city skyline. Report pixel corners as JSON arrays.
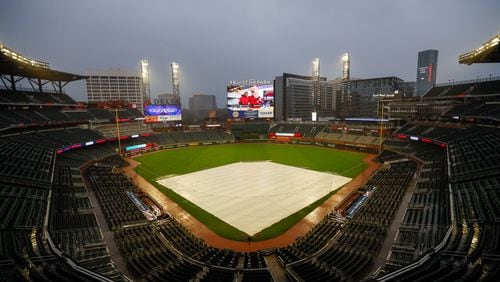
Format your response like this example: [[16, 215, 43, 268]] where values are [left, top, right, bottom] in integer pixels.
[[1, 0, 499, 107]]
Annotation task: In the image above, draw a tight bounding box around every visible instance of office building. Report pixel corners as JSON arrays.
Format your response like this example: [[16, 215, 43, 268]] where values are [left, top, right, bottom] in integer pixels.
[[85, 69, 143, 109], [348, 76, 414, 118], [274, 73, 334, 121], [416, 49, 438, 96], [189, 94, 217, 121]]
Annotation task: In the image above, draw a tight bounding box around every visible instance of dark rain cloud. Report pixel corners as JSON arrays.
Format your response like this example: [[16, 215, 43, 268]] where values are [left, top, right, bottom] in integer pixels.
[[1, 0, 499, 106]]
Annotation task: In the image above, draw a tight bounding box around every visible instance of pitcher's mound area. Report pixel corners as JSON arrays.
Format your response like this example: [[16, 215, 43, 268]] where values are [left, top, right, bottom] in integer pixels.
[[157, 161, 351, 236]]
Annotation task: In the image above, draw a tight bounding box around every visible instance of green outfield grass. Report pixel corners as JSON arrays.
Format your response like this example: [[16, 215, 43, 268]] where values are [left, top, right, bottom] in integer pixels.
[[134, 143, 368, 241]]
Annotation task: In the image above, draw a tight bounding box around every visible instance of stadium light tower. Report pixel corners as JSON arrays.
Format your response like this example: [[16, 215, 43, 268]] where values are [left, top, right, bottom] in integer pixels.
[[312, 57, 320, 78], [311, 57, 320, 121], [140, 59, 151, 108], [340, 52, 351, 117], [171, 61, 181, 105], [342, 52, 350, 80]]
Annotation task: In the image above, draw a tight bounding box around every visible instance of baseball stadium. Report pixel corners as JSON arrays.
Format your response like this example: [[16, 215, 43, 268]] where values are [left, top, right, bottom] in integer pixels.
[[1, 23, 500, 282]]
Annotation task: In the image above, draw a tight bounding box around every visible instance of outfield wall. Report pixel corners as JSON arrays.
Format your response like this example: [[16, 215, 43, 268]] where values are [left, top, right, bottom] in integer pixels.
[[123, 139, 235, 157], [123, 134, 380, 157]]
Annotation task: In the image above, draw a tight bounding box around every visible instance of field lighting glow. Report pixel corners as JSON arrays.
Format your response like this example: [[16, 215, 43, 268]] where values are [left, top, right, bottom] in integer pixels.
[[312, 57, 320, 74], [342, 53, 350, 62]]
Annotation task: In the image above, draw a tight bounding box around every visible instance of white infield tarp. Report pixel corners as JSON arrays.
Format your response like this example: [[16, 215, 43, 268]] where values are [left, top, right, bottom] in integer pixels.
[[157, 161, 351, 235]]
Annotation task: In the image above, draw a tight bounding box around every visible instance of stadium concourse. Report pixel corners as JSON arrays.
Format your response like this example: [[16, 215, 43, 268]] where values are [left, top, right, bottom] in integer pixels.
[[122, 154, 379, 252]]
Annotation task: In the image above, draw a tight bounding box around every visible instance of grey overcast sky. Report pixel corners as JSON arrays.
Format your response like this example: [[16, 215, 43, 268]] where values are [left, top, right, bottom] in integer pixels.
[[1, 0, 499, 106]]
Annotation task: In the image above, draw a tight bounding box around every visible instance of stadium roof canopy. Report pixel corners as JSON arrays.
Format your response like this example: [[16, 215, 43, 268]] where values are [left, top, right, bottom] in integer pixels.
[[0, 42, 84, 81], [459, 34, 500, 65]]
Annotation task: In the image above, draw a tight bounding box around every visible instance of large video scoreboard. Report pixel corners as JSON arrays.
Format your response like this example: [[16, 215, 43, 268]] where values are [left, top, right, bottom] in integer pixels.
[[227, 79, 273, 119], [144, 104, 182, 122]]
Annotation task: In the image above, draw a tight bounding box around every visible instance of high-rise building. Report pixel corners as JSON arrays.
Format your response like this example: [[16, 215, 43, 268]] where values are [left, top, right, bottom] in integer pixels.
[[85, 69, 143, 108], [416, 49, 438, 96], [274, 73, 334, 121], [171, 62, 180, 105], [189, 94, 217, 121]]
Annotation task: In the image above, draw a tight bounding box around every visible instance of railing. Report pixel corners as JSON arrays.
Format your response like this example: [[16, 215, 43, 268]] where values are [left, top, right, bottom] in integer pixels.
[[436, 76, 500, 87]]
